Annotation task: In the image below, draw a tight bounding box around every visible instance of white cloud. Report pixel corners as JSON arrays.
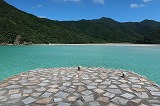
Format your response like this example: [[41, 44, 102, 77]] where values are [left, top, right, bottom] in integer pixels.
[[53, 0, 106, 4], [32, 4, 43, 9], [130, 0, 153, 8], [52, 0, 80, 3], [92, 0, 104, 4], [130, 3, 145, 8], [142, 0, 152, 3], [63, 0, 80, 2], [37, 4, 43, 8]]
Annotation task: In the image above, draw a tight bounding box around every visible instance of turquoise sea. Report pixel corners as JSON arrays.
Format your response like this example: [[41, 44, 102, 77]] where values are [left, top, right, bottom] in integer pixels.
[[0, 45, 160, 85]]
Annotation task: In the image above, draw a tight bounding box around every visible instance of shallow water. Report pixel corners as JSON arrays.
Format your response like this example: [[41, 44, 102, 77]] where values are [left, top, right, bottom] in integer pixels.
[[0, 45, 160, 84]]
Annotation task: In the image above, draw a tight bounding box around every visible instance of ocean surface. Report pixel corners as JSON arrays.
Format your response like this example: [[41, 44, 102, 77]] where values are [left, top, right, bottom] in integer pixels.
[[0, 45, 160, 85]]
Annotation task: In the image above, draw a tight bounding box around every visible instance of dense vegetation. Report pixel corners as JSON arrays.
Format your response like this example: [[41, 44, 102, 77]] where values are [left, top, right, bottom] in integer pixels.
[[135, 29, 160, 44], [0, 0, 160, 44], [0, 0, 97, 44], [62, 18, 160, 43]]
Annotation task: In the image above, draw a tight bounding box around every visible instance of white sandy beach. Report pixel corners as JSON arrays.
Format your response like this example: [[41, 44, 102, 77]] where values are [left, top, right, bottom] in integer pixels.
[[33, 43, 160, 47], [1, 43, 160, 46]]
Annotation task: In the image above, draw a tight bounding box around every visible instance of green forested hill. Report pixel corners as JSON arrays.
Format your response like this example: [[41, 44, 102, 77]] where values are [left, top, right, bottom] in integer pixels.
[[0, 0, 99, 44], [62, 18, 141, 43], [136, 29, 160, 44], [62, 18, 160, 43], [0, 0, 160, 44]]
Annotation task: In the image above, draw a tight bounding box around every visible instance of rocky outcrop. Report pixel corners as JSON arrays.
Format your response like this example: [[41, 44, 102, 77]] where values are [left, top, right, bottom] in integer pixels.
[[14, 35, 21, 45]]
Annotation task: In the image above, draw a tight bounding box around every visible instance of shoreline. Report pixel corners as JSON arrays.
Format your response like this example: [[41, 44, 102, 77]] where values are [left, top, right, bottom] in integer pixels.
[[0, 43, 160, 46]]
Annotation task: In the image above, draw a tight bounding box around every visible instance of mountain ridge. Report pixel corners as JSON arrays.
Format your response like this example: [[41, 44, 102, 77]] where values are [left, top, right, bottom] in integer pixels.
[[1, 0, 160, 44]]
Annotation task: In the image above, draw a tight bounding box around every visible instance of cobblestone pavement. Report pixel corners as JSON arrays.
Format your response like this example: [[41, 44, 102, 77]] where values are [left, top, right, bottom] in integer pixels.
[[0, 67, 160, 106]]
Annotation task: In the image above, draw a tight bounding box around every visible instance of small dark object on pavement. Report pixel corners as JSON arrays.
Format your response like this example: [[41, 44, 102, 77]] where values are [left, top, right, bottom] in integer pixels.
[[121, 73, 125, 78], [78, 66, 81, 71]]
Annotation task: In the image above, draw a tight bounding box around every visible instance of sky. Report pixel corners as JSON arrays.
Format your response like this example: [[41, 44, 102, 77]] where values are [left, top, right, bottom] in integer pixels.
[[4, 0, 160, 22]]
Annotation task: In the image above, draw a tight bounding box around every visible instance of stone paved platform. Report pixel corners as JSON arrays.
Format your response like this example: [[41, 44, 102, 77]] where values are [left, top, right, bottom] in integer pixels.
[[0, 67, 160, 106]]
